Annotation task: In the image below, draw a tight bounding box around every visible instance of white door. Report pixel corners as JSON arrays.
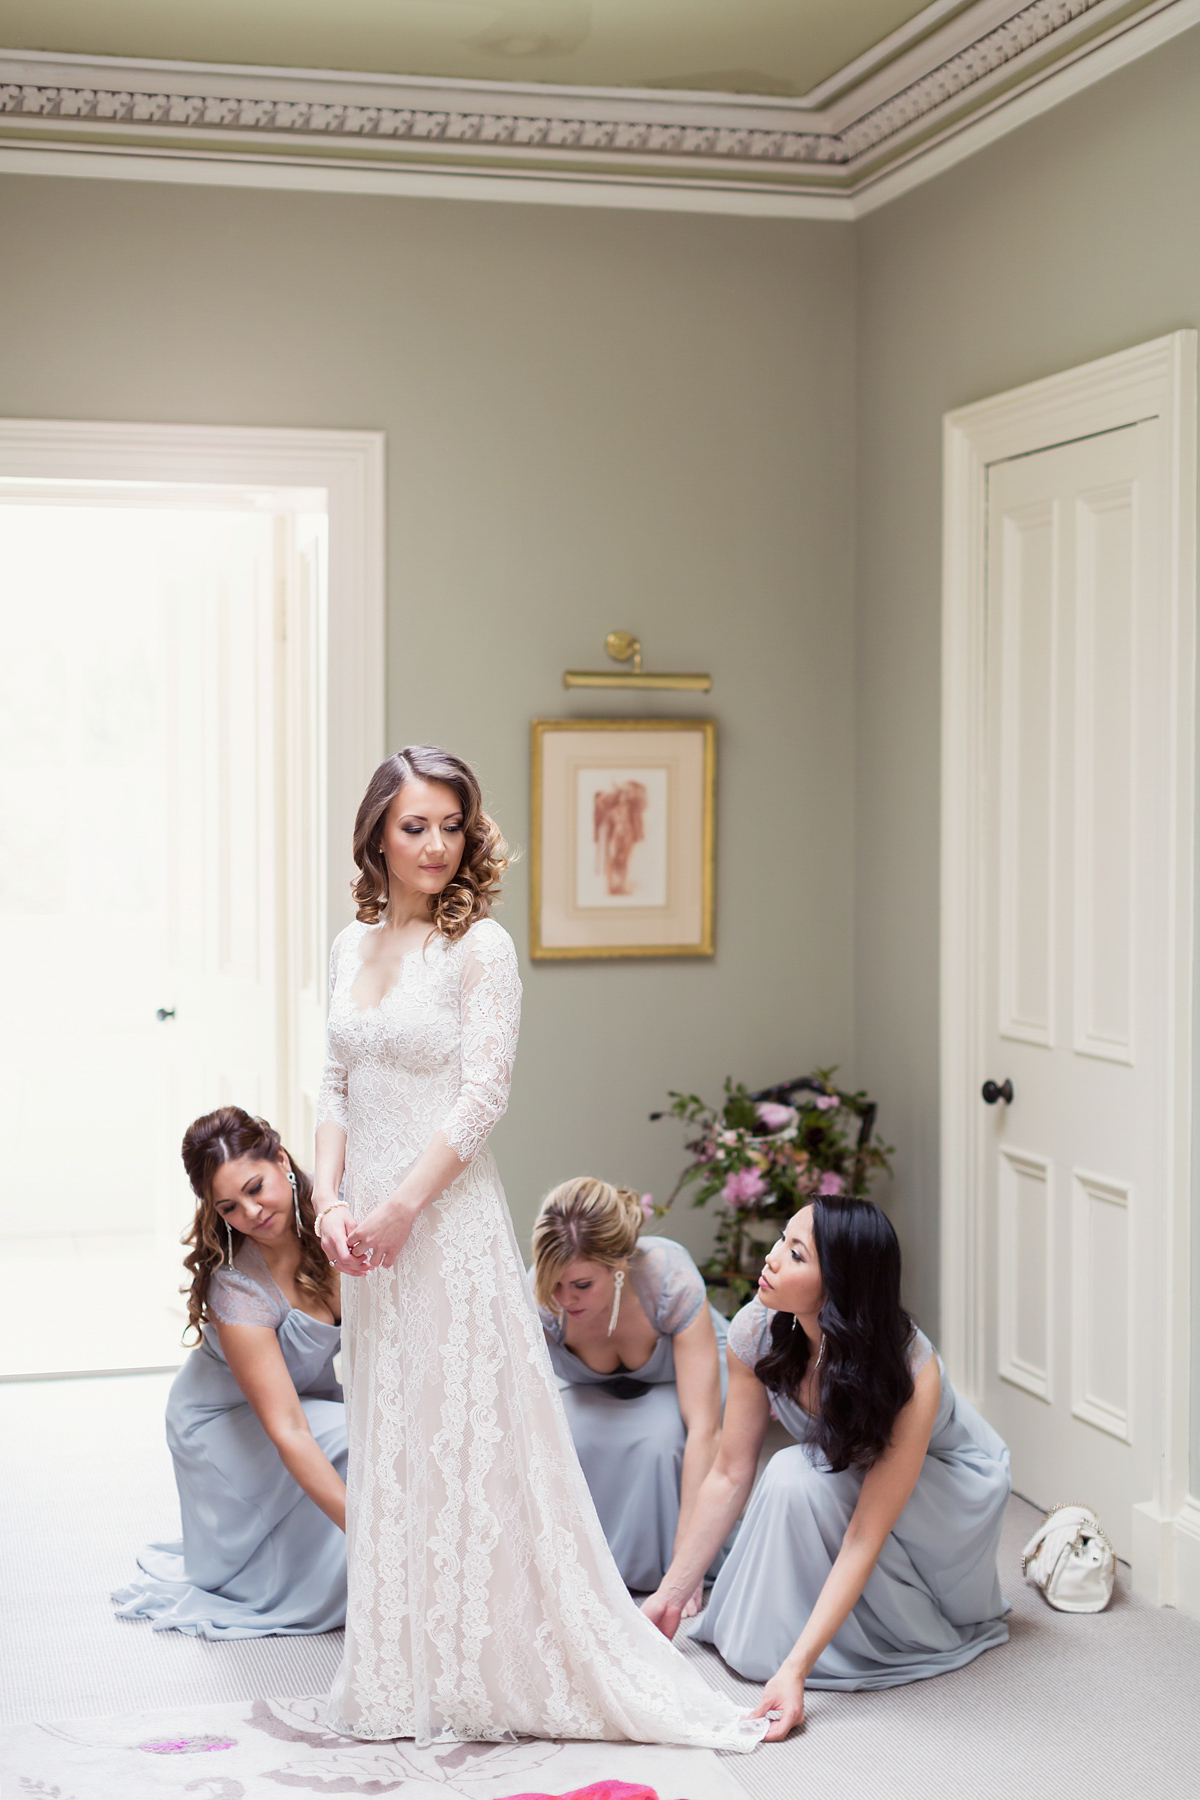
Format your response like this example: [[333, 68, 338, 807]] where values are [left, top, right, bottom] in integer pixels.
[[980, 421, 1167, 1558], [0, 500, 309, 1376], [155, 510, 282, 1288]]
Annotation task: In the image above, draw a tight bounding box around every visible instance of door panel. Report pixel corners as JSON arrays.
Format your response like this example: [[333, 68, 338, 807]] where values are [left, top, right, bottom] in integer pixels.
[[982, 422, 1162, 1559], [998, 502, 1057, 1047]]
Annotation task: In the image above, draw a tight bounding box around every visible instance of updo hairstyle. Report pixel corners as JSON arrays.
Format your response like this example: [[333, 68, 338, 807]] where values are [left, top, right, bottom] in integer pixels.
[[531, 1177, 645, 1311], [180, 1105, 331, 1344], [352, 745, 507, 942]]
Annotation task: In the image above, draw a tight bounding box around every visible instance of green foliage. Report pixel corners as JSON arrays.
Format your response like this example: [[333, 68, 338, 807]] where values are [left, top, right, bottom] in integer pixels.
[[650, 1070, 894, 1315]]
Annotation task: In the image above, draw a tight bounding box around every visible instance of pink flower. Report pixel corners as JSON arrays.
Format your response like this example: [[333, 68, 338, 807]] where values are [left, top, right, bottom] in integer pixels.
[[721, 1168, 768, 1208], [816, 1170, 846, 1196], [755, 1101, 798, 1133], [640, 1193, 655, 1221], [813, 1094, 839, 1112]]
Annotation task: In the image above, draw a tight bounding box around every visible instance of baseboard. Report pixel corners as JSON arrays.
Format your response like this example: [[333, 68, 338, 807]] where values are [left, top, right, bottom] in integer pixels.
[[1132, 1500, 1175, 1604], [1171, 1498, 1200, 1620]]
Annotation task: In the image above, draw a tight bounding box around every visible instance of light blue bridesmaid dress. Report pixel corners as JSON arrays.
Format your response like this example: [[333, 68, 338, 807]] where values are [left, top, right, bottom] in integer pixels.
[[112, 1241, 347, 1638], [690, 1297, 1011, 1686], [537, 1235, 728, 1593]]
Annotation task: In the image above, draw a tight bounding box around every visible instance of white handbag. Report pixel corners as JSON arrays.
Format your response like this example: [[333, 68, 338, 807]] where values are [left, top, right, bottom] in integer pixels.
[[1021, 1502, 1116, 1613]]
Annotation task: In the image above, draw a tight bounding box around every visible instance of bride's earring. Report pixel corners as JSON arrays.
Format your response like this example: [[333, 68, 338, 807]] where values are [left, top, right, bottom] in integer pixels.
[[607, 1268, 626, 1338], [224, 1219, 234, 1268], [287, 1165, 301, 1235]]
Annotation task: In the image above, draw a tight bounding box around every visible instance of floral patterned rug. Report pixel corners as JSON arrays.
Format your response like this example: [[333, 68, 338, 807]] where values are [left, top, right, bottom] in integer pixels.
[[0, 1693, 748, 1799]]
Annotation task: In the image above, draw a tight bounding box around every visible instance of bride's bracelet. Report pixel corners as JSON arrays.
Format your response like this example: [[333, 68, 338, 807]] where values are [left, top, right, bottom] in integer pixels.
[[314, 1200, 350, 1232]]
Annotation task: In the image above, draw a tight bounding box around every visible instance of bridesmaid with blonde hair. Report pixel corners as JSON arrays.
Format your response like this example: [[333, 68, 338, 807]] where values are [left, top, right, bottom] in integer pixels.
[[531, 1177, 727, 1611]]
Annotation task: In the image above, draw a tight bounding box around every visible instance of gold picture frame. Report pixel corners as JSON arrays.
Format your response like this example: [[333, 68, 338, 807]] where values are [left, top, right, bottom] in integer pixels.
[[530, 718, 716, 961]]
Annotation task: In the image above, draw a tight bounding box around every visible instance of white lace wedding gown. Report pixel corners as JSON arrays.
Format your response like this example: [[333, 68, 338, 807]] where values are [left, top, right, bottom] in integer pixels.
[[318, 916, 763, 1750]]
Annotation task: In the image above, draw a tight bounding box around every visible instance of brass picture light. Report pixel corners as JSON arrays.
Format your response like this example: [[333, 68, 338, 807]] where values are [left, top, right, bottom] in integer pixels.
[[563, 631, 712, 693]]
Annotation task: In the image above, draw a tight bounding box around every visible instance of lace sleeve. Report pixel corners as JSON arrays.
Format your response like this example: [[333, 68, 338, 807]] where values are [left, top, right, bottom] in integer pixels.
[[441, 921, 522, 1162], [726, 1298, 772, 1371], [631, 1237, 706, 1336], [316, 932, 350, 1133], [909, 1328, 935, 1377], [207, 1266, 288, 1328]]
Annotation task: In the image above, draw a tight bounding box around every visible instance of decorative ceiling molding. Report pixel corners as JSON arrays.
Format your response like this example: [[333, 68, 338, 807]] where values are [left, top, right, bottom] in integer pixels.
[[0, 0, 1193, 210]]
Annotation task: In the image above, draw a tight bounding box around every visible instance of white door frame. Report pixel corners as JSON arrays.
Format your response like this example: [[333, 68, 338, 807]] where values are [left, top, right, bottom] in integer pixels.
[[0, 416, 385, 949], [939, 332, 1198, 1607]]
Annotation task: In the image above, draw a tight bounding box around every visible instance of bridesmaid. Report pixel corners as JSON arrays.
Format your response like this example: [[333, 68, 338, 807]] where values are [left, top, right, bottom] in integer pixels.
[[531, 1178, 725, 1607], [113, 1106, 346, 1637], [643, 1197, 1011, 1736]]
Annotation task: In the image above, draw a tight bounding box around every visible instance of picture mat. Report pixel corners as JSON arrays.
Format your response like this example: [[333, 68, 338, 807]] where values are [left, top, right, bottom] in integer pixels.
[[537, 727, 708, 951]]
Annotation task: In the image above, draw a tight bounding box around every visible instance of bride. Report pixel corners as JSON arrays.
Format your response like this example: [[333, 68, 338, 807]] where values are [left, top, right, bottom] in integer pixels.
[[313, 746, 765, 1750]]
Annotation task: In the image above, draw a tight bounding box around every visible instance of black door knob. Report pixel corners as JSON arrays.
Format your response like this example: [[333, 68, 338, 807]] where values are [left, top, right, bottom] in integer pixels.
[[155, 1007, 176, 1022], [981, 1079, 1013, 1105]]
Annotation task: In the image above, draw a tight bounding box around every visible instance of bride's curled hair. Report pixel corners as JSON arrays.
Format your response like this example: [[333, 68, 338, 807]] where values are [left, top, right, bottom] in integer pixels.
[[180, 1106, 332, 1345], [352, 745, 507, 942], [755, 1196, 916, 1473]]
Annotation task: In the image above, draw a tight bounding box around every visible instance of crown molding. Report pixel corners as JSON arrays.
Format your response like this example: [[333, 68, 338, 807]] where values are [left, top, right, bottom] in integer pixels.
[[0, 0, 1194, 215]]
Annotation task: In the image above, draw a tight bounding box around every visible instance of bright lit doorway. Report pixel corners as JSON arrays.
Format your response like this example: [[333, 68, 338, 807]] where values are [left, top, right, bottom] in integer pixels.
[[0, 422, 384, 1380]]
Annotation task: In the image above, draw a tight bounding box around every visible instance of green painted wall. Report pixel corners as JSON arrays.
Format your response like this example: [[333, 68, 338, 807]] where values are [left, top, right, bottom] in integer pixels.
[[853, 30, 1200, 1382], [0, 175, 858, 1269]]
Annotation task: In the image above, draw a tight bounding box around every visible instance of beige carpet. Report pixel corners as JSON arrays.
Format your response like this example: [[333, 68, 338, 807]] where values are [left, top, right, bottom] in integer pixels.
[[688, 1492, 1200, 1800], [0, 1371, 344, 1723], [4, 1372, 1200, 1798]]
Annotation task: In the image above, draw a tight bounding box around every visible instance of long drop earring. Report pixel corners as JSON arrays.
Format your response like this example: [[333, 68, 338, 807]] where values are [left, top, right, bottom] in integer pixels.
[[224, 1219, 235, 1268], [287, 1166, 301, 1235], [607, 1268, 626, 1337], [790, 1314, 798, 1331]]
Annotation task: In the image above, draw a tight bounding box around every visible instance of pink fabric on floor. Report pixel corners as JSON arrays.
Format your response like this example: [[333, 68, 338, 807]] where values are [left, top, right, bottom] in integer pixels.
[[498, 1783, 664, 1800]]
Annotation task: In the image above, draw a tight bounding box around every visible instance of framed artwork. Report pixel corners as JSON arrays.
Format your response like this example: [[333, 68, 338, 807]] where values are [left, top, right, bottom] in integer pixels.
[[530, 718, 715, 960]]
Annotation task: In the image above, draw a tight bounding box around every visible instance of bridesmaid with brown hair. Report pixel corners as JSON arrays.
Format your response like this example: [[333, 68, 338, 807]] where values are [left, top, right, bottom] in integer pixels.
[[112, 1106, 347, 1638]]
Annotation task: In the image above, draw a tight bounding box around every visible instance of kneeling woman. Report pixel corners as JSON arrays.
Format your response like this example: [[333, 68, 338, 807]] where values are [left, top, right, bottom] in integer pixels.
[[644, 1198, 1010, 1737], [113, 1106, 346, 1638], [532, 1178, 725, 1604]]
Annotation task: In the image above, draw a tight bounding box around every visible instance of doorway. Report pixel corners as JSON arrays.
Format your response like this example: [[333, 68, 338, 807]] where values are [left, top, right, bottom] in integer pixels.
[[0, 420, 384, 1380], [940, 334, 1197, 1602]]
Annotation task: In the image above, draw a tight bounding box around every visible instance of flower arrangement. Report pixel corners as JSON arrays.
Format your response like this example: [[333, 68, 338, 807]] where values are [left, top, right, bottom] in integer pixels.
[[650, 1071, 893, 1313]]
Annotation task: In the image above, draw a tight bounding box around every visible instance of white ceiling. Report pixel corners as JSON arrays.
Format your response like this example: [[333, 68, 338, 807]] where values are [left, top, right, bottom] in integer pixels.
[[0, 0, 942, 97]]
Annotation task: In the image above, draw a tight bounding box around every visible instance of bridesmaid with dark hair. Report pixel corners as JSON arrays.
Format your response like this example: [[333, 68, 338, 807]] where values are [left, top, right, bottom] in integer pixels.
[[643, 1198, 1011, 1737], [113, 1106, 346, 1638]]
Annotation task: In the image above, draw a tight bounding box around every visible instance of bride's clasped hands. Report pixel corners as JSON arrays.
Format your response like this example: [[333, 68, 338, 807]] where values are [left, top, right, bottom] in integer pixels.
[[323, 1132, 470, 1274]]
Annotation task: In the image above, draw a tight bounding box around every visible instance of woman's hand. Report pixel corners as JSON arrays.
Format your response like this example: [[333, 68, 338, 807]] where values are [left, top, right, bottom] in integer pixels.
[[347, 1192, 419, 1271], [318, 1205, 370, 1277], [747, 1661, 806, 1741], [641, 1588, 684, 1642], [679, 1582, 705, 1620]]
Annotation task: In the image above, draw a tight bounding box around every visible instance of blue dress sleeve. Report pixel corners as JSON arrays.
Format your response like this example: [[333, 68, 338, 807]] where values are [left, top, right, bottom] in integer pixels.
[[630, 1237, 706, 1336], [726, 1298, 773, 1370], [207, 1265, 288, 1329]]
